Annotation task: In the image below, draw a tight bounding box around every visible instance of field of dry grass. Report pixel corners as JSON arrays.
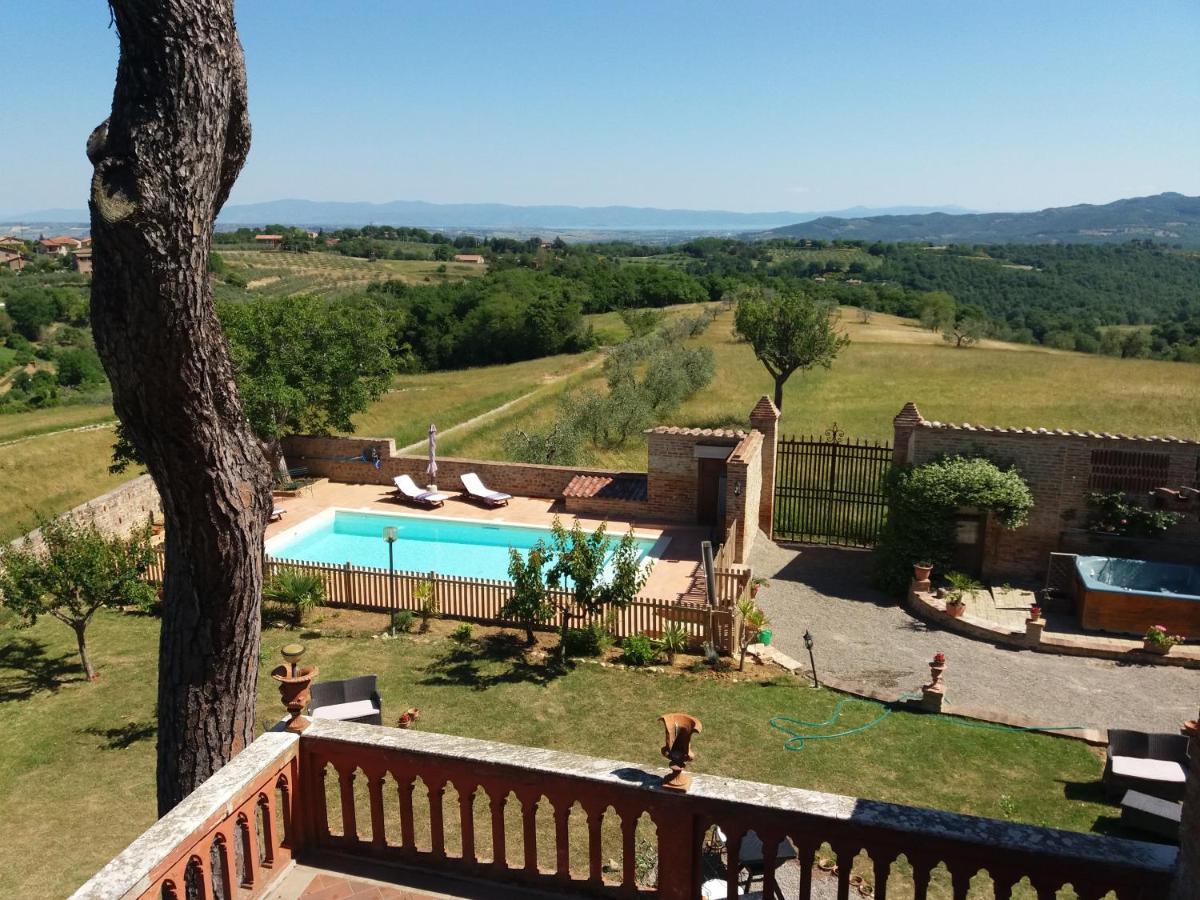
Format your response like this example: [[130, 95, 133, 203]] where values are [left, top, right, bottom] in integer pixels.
[[443, 306, 1200, 471]]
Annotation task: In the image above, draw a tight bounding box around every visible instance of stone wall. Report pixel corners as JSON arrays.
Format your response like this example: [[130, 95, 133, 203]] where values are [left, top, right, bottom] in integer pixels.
[[11, 474, 162, 552], [895, 403, 1200, 582]]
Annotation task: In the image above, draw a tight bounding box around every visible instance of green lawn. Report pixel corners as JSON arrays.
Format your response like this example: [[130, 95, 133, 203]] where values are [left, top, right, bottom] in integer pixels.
[[0, 609, 1118, 899]]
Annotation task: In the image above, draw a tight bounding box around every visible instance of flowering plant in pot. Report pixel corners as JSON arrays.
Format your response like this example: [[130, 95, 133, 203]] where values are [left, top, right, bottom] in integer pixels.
[[396, 707, 420, 728], [1143, 625, 1183, 654]]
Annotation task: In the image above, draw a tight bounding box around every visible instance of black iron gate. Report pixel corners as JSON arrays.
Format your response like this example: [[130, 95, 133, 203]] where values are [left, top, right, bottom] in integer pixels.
[[773, 425, 892, 547]]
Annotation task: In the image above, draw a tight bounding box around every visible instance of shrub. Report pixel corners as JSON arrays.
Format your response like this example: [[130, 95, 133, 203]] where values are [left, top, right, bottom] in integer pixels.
[[657, 624, 688, 663], [415, 581, 438, 632], [451, 623, 473, 644], [874, 456, 1033, 595], [1086, 491, 1182, 538], [390, 610, 415, 634], [621, 634, 658, 667], [562, 622, 614, 658], [263, 568, 326, 626]]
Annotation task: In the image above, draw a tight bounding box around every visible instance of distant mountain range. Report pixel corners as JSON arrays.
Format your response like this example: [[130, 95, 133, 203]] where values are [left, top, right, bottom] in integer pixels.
[[6, 193, 1197, 245], [1, 200, 972, 232], [759, 192, 1200, 245]]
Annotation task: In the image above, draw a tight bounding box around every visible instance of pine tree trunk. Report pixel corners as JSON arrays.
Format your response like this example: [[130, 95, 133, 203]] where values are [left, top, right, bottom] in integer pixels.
[[74, 622, 97, 682], [88, 0, 272, 816]]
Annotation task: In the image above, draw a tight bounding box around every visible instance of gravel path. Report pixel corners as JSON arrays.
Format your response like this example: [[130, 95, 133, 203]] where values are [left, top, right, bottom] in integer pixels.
[[749, 539, 1199, 733]]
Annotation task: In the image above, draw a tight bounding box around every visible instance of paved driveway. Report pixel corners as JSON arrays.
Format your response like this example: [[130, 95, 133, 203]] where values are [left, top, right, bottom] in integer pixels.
[[748, 538, 1199, 733]]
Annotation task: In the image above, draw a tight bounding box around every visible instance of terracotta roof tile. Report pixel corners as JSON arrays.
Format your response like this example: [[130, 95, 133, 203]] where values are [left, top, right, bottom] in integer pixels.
[[918, 419, 1200, 445], [645, 426, 745, 439], [562, 474, 648, 502]]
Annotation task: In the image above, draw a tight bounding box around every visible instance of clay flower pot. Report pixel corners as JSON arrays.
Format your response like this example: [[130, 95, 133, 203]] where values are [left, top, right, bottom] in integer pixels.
[[945, 600, 966, 618], [913, 563, 933, 582]]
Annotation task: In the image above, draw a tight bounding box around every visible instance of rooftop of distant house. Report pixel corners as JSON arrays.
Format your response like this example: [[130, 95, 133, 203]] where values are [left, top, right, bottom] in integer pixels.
[[453, 253, 485, 263]]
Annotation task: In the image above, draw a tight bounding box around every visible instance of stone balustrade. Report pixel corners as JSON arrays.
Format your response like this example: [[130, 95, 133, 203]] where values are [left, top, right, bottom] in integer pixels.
[[74, 719, 1178, 899]]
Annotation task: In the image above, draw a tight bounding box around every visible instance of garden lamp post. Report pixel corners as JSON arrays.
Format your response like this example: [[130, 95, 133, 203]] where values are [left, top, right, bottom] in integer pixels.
[[383, 526, 397, 604], [804, 629, 819, 688]]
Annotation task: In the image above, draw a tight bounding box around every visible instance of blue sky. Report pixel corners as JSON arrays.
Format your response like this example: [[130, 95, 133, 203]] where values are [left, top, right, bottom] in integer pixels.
[[3, 1, 1198, 215]]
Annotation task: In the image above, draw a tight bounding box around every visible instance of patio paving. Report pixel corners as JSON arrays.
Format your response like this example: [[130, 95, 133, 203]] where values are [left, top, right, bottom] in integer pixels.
[[266, 480, 708, 602], [749, 537, 1200, 733]]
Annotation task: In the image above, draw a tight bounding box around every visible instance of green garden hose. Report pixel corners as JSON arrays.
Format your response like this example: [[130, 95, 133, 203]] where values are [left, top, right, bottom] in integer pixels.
[[768, 694, 1087, 752]]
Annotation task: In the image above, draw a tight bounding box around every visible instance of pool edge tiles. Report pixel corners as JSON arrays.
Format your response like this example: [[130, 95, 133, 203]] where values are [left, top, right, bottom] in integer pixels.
[[266, 507, 672, 582]]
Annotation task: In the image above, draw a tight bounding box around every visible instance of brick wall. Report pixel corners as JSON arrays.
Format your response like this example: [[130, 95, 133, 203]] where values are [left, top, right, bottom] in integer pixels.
[[724, 430, 763, 564], [644, 428, 745, 523], [11, 474, 162, 552], [897, 406, 1200, 581]]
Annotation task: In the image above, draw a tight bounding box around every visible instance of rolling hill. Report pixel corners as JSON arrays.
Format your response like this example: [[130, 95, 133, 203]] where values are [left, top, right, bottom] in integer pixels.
[[761, 192, 1200, 246]]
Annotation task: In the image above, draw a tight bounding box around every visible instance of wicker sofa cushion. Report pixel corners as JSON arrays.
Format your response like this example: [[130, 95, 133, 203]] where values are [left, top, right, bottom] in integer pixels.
[[1111, 756, 1187, 784], [311, 700, 379, 721]]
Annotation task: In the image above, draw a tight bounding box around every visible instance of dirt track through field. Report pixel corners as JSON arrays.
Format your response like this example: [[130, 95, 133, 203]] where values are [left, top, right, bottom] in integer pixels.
[[396, 355, 604, 454]]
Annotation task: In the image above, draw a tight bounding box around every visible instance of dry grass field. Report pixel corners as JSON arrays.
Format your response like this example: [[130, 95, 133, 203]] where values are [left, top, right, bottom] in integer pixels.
[[441, 306, 1200, 471]]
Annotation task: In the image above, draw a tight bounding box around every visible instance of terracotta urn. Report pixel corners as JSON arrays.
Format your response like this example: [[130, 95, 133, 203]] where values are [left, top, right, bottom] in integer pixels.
[[660, 712, 702, 792], [928, 654, 946, 688], [913, 563, 933, 583], [396, 707, 419, 728], [271, 643, 319, 733]]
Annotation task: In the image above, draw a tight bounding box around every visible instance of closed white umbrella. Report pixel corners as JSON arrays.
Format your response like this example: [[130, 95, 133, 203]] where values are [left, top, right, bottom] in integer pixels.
[[427, 423, 438, 487]]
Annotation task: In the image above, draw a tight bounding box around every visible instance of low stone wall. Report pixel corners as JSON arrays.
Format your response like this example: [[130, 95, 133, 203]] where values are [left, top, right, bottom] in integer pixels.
[[907, 586, 1200, 670], [11, 474, 161, 551]]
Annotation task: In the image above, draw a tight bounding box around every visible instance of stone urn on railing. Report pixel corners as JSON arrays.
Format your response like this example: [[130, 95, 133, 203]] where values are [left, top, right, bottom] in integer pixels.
[[271, 643, 319, 733], [660, 713, 702, 792]]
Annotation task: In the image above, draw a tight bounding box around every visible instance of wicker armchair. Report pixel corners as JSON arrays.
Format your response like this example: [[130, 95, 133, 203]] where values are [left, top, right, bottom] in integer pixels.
[[1104, 729, 1189, 801]]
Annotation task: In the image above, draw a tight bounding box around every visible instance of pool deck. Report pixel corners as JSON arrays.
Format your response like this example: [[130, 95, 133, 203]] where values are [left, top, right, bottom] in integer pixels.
[[266, 481, 715, 602]]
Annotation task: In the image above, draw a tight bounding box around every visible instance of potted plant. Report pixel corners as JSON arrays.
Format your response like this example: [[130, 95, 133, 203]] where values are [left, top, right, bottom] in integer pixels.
[[1143, 625, 1183, 655], [750, 577, 770, 598], [1027, 602, 1042, 621], [943, 571, 981, 618], [913, 561, 933, 582]]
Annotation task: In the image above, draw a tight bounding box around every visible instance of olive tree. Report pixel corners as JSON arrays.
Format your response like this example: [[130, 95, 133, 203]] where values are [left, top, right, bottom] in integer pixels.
[[0, 518, 155, 681]]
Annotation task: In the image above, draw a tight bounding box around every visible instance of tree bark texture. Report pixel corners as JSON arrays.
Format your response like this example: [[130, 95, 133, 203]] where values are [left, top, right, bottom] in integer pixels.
[[88, 0, 272, 815]]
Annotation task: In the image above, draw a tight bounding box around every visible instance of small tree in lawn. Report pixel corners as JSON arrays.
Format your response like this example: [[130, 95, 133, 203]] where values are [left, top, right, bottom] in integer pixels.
[[546, 517, 651, 666], [502, 542, 556, 645], [735, 596, 769, 672], [0, 518, 155, 681], [733, 288, 849, 411]]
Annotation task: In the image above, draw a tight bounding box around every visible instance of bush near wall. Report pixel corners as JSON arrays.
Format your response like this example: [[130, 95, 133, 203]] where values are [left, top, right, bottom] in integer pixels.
[[874, 456, 1033, 595]]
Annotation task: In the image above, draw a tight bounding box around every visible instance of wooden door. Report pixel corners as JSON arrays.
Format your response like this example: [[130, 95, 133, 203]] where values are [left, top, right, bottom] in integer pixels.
[[697, 458, 726, 527]]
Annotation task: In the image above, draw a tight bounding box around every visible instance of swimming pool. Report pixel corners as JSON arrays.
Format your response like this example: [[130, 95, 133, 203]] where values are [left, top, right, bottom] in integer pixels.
[[266, 509, 664, 582]]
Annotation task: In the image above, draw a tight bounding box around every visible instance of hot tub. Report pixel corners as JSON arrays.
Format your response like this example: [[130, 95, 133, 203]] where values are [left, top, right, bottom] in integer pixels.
[[1075, 555, 1200, 638]]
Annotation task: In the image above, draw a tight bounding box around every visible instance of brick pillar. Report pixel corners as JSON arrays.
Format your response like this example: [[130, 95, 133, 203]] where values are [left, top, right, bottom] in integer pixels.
[[1170, 717, 1200, 898], [748, 396, 781, 537], [891, 401, 924, 467]]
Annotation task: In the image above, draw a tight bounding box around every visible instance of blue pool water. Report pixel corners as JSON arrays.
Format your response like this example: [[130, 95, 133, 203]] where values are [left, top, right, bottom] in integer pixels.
[[267, 510, 659, 581]]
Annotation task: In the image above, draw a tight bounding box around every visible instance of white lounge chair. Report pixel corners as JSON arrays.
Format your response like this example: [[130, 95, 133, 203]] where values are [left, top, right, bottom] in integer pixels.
[[393, 474, 448, 508], [269, 506, 286, 522], [461, 472, 512, 508]]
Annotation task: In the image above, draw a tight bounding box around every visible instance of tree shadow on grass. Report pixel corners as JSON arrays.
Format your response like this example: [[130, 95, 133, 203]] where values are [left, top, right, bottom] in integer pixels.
[[0, 636, 83, 702], [418, 632, 569, 691], [83, 720, 157, 750]]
